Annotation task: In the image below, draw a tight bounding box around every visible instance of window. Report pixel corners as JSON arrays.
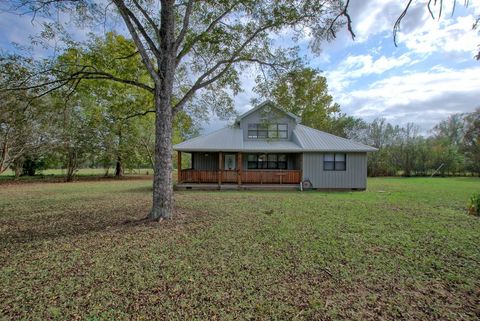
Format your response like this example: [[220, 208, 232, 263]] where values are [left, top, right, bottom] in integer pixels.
[[246, 154, 288, 169], [324, 153, 346, 171], [247, 123, 288, 139], [247, 154, 258, 169]]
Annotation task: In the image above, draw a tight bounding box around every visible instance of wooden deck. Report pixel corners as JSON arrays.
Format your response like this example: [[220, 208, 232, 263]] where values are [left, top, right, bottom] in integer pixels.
[[178, 169, 302, 185], [175, 183, 300, 191]]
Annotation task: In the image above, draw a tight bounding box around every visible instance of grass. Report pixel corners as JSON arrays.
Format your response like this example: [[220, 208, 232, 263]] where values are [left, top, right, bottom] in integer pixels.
[[1, 177, 479, 320], [0, 168, 153, 179]]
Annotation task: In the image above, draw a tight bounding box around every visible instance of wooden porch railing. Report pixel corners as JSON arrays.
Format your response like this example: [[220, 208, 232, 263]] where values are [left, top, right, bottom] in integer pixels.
[[179, 169, 301, 184]]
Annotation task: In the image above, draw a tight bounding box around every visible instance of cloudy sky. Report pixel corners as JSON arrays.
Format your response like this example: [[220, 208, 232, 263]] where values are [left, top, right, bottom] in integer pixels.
[[1, 0, 479, 134]]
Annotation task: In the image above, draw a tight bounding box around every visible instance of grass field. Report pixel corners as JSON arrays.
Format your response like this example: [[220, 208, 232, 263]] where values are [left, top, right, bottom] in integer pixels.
[[0, 168, 153, 179], [1, 177, 479, 320]]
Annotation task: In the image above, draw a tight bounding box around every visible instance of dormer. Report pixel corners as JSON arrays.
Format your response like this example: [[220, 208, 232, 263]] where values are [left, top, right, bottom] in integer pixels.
[[235, 101, 301, 141]]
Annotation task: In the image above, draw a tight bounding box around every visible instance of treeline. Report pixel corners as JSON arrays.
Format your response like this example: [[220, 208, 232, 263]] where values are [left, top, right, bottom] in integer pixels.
[[0, 33, 199, 181], [2, 41, 479, 180], [354, 112, 480, 177], [254, 67, 479, 178]]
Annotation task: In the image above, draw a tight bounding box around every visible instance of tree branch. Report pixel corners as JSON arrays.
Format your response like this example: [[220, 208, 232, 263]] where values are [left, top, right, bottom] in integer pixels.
[[328, 0, 355, 40], [113, 0, 161, 83], [393, 0, 413, 47], [131, 0, 162, 43], [124, 109, 156, 120], [175, 0, 195, 51], [176, 1, 241, 64]]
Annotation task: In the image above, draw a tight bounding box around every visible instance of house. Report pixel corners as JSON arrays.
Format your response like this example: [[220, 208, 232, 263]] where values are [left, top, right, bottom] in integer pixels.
[[173, 101, 377, 190]]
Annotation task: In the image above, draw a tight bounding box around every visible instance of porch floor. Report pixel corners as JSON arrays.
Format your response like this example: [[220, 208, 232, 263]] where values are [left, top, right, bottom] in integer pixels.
[[175, 183, 300, 191]]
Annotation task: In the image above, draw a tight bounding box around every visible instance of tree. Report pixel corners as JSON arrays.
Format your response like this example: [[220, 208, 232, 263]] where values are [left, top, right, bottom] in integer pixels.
[[6, 0, 355, 220], [0, 56, 53, 175], [254, 67, 340, 128], [463, 108, 480, 175], [254, 67, 366, 138]]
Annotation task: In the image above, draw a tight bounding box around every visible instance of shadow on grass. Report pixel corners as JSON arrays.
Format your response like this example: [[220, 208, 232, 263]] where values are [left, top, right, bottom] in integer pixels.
[[0, 207, 201, 246], [125, 185, 153, 193]]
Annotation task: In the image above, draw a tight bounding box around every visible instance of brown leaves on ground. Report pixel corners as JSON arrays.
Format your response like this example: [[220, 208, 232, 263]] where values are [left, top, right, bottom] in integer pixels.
[[1, 178, 480, 320]]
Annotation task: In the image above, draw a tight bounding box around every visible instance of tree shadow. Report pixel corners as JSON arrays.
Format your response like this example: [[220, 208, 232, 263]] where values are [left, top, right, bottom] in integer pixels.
[[0, 206, 202, 246]]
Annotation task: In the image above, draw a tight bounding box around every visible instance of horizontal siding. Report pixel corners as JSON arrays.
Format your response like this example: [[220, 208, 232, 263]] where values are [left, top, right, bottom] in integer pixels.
[[302, 152, 367, 189]]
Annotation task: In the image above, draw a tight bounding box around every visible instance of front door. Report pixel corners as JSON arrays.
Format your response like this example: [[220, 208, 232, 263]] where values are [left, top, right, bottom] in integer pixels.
[[224, 154, 236, 170]]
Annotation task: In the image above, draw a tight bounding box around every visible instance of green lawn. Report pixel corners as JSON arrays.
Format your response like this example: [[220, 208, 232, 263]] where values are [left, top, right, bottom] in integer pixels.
[[0, 168, 153, 178], [1, 178, 479, 320]]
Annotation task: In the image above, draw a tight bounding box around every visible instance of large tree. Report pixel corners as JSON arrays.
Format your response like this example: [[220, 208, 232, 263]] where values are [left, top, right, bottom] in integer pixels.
[[254, 67, 366, 138], [254, 67, 340, 128], [5, 0, 355, 220]]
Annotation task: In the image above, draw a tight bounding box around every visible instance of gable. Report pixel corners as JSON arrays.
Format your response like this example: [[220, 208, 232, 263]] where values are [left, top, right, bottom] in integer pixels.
[[235, 101, 301, 124]]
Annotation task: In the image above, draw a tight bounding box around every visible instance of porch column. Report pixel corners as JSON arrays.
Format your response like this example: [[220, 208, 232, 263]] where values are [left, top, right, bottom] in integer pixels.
[[177, 151, 182, 184], [299, 153, 303, 183], [218, 152, 223, 185], [237, 152, 243, 185]]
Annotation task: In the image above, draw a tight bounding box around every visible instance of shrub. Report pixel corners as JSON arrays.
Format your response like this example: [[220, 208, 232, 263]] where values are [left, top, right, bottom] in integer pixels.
[[468, 193, 480, 216]]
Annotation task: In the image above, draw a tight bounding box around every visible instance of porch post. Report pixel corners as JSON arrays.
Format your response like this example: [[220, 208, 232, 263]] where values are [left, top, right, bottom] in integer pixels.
[[218, 152, 223, 185], [299, 153, 303, 183], [177, 151, 182, 184], [237, 152, 243, 185]]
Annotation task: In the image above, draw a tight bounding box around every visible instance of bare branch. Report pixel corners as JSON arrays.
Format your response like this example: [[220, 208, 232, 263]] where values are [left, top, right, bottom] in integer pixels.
[[131, 0, 161, 43], [124, 109, 156, 120], [113, 50, 139, 60], [328, 0, 355, 40], [175, 0, 194, 50], [113, 0, 161, 83], [393, 0, 413, 47]]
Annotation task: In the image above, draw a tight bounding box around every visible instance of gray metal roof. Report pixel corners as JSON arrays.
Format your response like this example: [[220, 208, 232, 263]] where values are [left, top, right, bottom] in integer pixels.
[[235, 100, 301, 124], [293, 125, 377, 152], [174, 127, 243, 152], [174, 124, 377, 153]]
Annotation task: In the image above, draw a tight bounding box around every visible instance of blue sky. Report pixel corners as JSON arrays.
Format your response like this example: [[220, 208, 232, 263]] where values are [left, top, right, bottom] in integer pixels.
[[1, 0, 479, 134], [226, 1, 480, 134]]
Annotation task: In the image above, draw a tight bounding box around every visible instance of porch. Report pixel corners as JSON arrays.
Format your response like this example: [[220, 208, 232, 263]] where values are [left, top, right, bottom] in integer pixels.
[[177, 151, 302, 185]]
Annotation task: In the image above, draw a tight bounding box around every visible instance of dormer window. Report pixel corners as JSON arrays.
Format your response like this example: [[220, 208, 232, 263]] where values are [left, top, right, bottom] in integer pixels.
[[247, 123, 288, 139]]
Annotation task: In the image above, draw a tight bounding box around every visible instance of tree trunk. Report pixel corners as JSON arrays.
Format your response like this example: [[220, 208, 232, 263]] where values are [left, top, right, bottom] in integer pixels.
[[115, 157, 123, 177], [65, 148, 76, 182], [115, 129, 123, 177], [148, 0, 176, 220], [149, 87, 174, 220]]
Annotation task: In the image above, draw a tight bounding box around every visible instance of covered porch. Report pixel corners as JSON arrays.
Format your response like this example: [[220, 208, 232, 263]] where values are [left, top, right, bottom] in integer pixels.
[[177, 151, 302, 185]]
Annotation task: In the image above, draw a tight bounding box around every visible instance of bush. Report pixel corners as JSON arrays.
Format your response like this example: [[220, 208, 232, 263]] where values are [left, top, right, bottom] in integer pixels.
[[22, 156, 46, 176], [468, 193, 480, 216]]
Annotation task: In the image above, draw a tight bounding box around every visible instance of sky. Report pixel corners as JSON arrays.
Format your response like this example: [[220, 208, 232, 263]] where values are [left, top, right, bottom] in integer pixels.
[[1, 0, 479, 135]]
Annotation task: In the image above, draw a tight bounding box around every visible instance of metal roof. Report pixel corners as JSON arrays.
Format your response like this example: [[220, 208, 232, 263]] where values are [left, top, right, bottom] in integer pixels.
[[293, 125, 377, 152], [174, 127, 243, 152], [174, 124, 377, 153]]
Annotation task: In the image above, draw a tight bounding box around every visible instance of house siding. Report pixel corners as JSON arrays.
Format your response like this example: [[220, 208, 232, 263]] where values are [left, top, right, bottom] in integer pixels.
[[240, 108, 297, 141], [302, 152, 367, 189], [193, 152, 219, 170]]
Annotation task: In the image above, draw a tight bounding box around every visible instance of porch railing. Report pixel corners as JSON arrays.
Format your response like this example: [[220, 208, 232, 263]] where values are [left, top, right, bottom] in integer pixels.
[[178, 169, 301, 184]]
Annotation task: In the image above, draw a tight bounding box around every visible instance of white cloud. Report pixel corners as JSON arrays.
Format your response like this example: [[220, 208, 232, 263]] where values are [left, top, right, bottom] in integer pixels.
[[397, 14, 479, 57], [336, 66, 480, 130], [325, 53, 417, 91]]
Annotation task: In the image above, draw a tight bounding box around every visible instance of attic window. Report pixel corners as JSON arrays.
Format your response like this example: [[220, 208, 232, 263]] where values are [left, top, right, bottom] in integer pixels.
[[247, 123, 288, 139]]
